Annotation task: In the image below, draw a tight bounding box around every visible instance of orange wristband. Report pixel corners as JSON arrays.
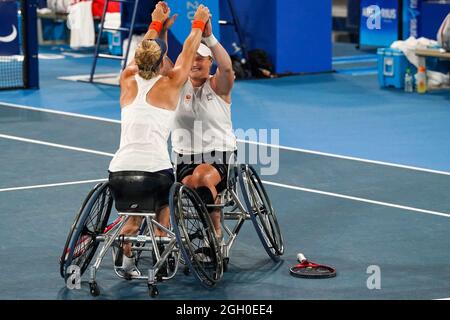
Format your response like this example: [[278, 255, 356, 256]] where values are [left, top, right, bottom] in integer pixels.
[[149, 21, 163, 33], [192, 20, 206, 32]]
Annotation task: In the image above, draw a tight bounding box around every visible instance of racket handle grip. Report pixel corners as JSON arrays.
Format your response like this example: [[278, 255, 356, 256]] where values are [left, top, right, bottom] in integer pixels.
[[297, 253, 307, 263]]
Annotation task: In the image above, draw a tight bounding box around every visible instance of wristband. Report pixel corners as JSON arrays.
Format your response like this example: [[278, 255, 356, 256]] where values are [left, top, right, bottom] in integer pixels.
[[192, 20, 206, 32], [202, 34, 218, 47], [149, 21, 163, 33]]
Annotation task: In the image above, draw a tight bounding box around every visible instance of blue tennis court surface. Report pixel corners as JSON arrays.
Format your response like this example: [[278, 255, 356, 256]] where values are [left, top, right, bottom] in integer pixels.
[[1, 103, 450, 300], [1, 45, 450, 300]]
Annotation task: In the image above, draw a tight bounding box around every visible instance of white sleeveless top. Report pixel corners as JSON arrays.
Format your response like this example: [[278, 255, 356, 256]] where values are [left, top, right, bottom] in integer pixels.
[[171, 77, 237, 154], [109, 75, 174, 172]]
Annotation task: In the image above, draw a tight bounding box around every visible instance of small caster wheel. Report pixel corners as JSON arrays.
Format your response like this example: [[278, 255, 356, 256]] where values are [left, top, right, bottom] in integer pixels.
[[148, 285, 159, 298], [168, 256, 176, 272], [183, 266, 190, 276], [223, 257, 229, 273], [89, 282, 100, 297]]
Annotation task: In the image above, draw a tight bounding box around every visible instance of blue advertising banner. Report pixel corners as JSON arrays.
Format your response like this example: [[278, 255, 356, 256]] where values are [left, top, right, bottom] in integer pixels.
[[0, 0, 20, 55], [403, 0, 421, 39], [360, 0, 400, 47], [421, 1, 449, 40], [166, 0, 220, 45]]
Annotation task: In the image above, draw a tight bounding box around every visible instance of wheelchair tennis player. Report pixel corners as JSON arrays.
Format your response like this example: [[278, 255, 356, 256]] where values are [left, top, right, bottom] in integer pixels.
[[171, 18, 237, 243], [107, 1, 211, 277]]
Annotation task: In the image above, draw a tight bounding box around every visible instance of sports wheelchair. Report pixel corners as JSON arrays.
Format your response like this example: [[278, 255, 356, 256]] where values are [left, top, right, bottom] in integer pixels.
[[60, 158, 284, 297]]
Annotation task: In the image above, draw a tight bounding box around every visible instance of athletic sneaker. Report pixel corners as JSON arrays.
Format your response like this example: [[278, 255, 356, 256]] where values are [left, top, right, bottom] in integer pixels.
[[194, 247, 214, 264], [116, 254, 141, 278]]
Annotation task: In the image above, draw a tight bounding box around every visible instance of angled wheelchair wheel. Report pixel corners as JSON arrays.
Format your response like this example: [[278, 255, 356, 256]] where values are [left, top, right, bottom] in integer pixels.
[[169, 183, 223, 288], [238, 165, 284, 261], [60, 182, 103, 278], [60, 182, 113, 280]]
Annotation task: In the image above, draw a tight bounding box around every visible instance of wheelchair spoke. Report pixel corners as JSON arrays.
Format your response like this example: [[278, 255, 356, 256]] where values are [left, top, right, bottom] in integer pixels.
[[238, 165, 284, 260], [73, 236, 93, 258], [171, 183, 222, 287], [61, 183, 113, 279], [250, 176, 275, 230], [184, 203, 209, 256]]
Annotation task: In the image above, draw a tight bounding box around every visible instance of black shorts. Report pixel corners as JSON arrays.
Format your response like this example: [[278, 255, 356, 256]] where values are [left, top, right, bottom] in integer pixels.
[[108, 169, 174, 213], [175, 150, 237, 193]]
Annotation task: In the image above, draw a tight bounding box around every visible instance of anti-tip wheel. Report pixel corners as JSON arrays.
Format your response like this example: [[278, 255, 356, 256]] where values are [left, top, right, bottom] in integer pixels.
[[148, 284, 159, 298], [89, 282, 100, 297]]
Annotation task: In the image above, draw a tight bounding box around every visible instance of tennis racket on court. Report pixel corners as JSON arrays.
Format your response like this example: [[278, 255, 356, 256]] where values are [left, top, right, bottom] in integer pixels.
[[289, 253, 336, 279]]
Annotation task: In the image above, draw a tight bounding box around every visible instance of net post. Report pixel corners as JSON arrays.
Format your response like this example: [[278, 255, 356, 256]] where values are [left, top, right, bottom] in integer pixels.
[[22, 0, 39, 89]]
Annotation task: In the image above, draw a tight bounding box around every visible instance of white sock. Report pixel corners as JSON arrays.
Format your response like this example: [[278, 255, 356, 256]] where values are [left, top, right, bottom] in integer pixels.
[[121, 254, 141, 277], [122, 254, 136, 272]]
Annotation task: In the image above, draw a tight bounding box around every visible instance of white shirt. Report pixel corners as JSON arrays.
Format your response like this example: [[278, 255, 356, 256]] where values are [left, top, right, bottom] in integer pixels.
[[109, 75, 174, 172], [171, 77, 237, 154]]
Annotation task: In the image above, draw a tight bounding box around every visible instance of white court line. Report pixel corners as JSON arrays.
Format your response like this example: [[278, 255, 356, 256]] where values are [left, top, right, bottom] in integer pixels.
[[0, 179, 107, 193], [2, 101, 450, 176], [262, 180, 450, 219], [0, 101, 121, 124], [0, 134, 115, 157], [0, 133, 449, 219], [242, 140, 450, 176]]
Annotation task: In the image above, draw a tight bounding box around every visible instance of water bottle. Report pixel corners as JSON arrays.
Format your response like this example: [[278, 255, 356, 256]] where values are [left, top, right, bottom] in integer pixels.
[[416, 66, 427, 94], [404, 68, 413, 93]]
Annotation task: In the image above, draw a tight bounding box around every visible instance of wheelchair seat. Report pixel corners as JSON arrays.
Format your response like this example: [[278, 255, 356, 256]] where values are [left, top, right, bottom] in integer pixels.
[[108, 171, 174, 213]]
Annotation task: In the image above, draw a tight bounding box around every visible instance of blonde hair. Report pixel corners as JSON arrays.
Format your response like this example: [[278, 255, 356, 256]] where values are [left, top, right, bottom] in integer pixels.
[[134, 40, 162, 80]]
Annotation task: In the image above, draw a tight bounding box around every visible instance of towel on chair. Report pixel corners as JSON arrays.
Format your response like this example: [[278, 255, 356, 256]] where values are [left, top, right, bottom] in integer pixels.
[[67, 0, 95, 49]]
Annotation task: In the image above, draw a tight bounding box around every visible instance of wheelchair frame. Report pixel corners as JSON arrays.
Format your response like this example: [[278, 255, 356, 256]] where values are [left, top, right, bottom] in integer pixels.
[[88, 212, 180, 297], [207, 161, 284, 267], [60, 155, 284, 297]]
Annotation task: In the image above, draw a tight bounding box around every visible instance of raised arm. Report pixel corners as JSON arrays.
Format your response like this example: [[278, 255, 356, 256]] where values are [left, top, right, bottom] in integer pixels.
[[203, 20, 235, 102], [158, 11, 177, 75], [166, 5, 211, 88]]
